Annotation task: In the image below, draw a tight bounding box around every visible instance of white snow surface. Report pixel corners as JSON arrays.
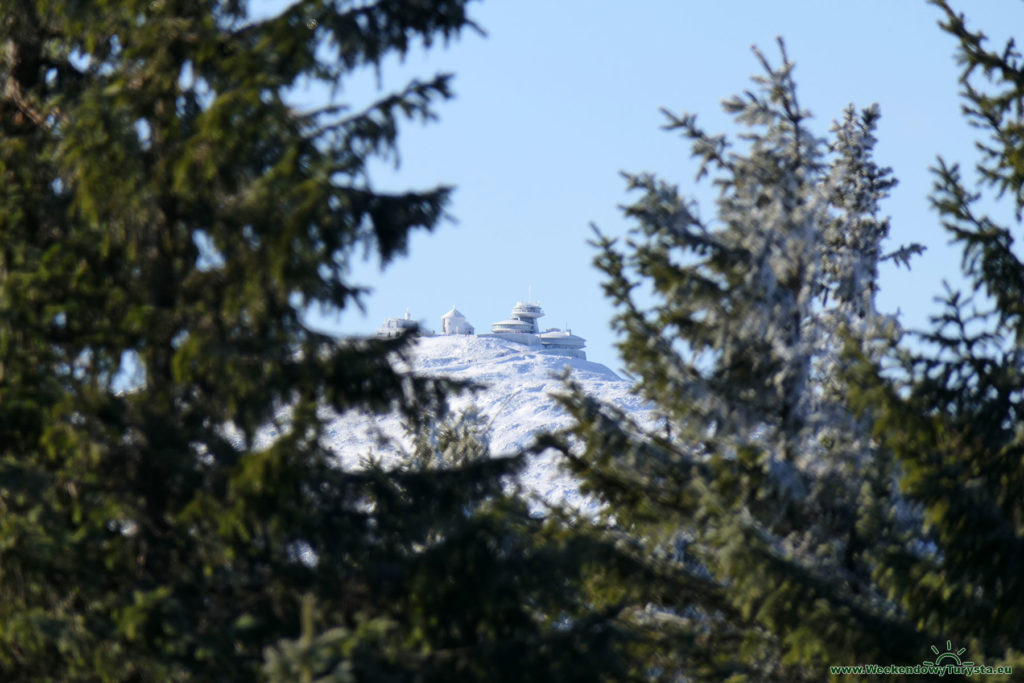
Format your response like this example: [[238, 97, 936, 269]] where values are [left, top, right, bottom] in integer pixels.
[[321, 335, 655, 509]]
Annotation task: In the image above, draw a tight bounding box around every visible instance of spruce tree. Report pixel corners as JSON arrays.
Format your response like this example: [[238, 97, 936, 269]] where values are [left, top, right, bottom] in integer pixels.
[[0, 2, 626, 680], [847, 1, 1024, 674], [259, 403, 628, 682], [546, 43, 929, 680]]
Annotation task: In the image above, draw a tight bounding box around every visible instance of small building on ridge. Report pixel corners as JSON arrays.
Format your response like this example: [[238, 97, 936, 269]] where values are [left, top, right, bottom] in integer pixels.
[[441, 306, 475, 335]]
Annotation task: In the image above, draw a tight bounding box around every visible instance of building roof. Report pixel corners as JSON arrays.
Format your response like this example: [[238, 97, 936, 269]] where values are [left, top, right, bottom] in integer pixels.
[[441, 306, 466, 320]]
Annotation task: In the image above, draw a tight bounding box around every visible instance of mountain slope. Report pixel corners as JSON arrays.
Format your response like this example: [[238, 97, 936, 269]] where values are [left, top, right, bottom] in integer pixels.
[[322, 335, 654, 509]]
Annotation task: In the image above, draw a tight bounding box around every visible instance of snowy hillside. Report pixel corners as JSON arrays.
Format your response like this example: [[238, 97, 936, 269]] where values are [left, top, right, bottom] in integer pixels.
[[321, 335, 655, 509]]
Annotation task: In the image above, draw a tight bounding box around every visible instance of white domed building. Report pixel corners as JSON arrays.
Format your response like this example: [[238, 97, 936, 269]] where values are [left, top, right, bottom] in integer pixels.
[[441, 306, 475, 335]]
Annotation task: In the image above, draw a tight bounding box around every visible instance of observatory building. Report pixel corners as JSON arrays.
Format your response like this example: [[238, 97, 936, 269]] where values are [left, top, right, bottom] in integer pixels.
[[484, 301, 586, 359], [376, 300, 586, 359]]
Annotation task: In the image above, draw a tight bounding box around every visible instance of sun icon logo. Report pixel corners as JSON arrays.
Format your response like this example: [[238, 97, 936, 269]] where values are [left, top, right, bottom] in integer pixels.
[[923, 640, 974, 667]]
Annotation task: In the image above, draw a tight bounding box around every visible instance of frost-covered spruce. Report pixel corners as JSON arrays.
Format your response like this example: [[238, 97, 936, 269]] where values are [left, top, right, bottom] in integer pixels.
[[549, 41, 926, 680]]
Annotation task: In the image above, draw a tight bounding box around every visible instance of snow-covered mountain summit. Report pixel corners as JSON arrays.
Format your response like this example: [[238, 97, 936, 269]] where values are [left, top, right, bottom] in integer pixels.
[[322, 335, 654, 507], [378, 300, 588, 359]]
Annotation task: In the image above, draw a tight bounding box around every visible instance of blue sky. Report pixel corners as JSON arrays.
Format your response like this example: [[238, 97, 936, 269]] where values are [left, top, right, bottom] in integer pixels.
[[281, 1, 1024, 369]]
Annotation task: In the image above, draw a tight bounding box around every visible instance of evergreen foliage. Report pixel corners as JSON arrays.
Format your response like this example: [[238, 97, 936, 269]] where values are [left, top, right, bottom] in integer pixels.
[[553, 8, 1024, 678], [258, 405, 628, 682], [0, 2, 626, 679], [545, 42, 932, 680], [849, 1, 1024, 673]]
